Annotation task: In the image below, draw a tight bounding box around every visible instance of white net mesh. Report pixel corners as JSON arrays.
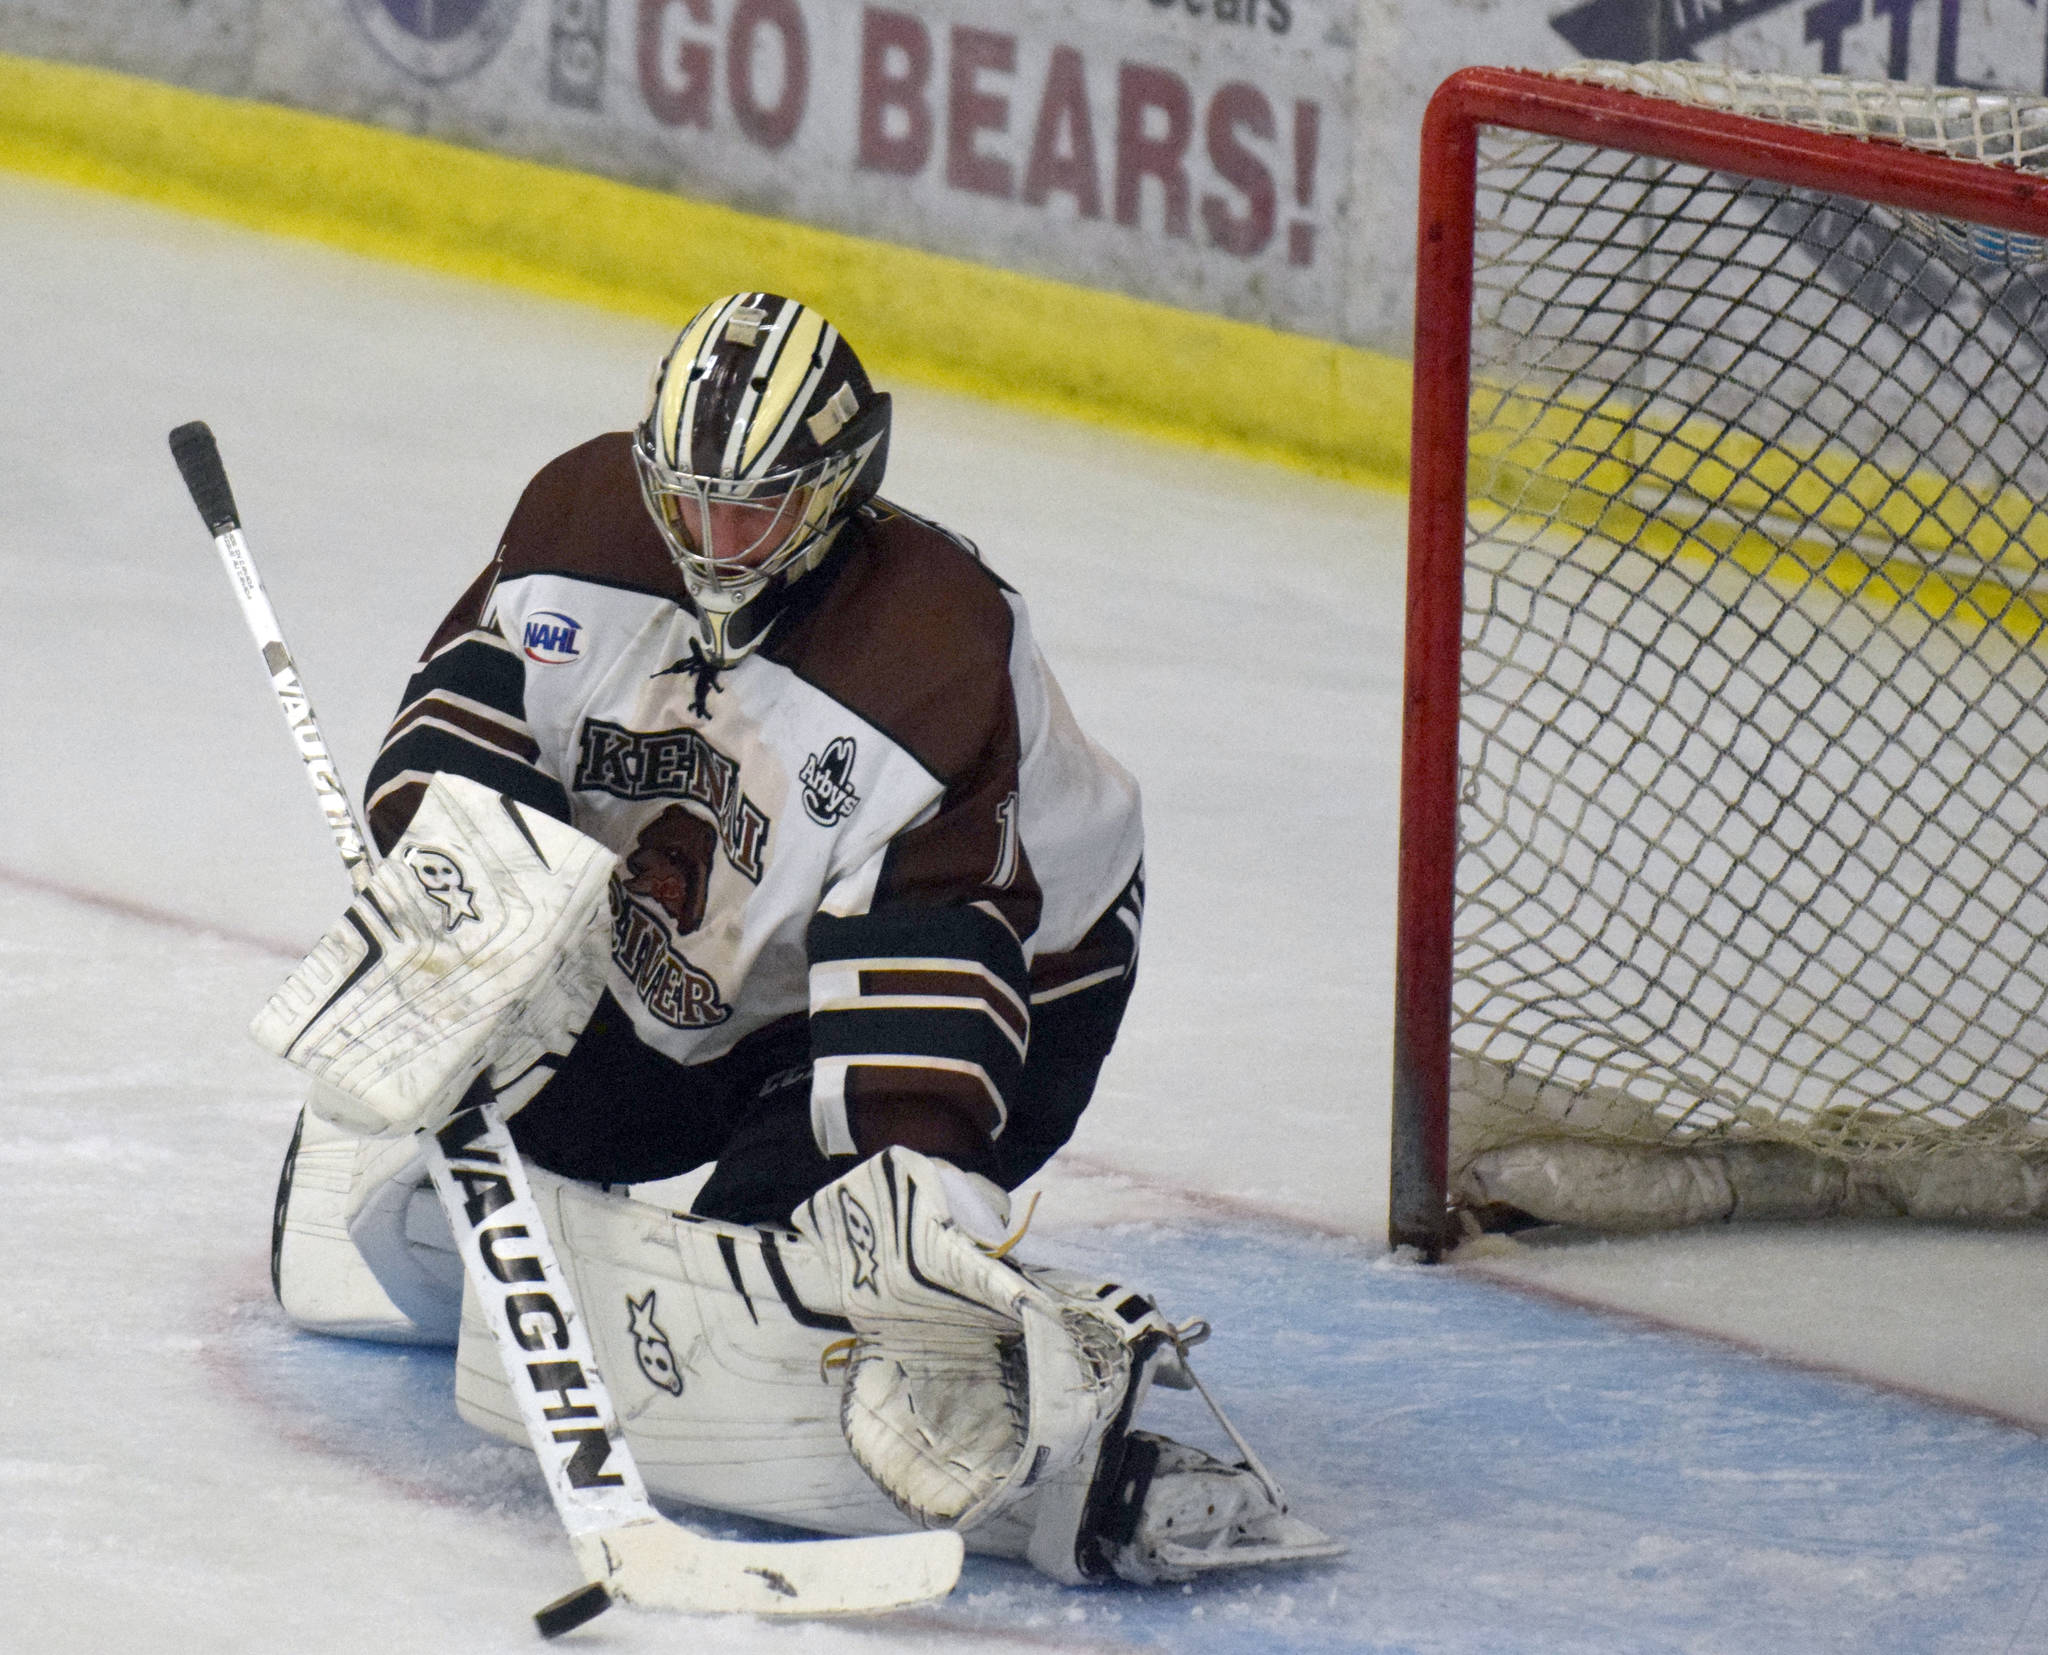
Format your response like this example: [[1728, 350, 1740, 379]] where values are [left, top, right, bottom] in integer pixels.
[[1452, 63, 2048, 1223]]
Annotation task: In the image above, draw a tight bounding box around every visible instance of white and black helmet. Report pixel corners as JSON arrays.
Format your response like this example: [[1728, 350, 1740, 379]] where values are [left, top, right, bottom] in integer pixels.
[[634, 293, 890, 661]]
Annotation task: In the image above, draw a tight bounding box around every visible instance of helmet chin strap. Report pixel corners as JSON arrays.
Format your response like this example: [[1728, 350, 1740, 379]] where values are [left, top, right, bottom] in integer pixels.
[[685, 590, 756, 666], [674, 522, 845, 668]]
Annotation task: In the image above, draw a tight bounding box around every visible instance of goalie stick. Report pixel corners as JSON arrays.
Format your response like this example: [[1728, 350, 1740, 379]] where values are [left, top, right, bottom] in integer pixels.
[[166, 421, 965, 1635]]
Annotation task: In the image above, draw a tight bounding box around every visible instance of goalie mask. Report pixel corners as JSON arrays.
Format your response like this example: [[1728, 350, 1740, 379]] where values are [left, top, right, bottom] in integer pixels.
[[634, 293, 891, 663]]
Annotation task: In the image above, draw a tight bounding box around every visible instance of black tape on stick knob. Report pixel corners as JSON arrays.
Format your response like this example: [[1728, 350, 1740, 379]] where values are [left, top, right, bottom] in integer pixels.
[[168, 421, 242, 535]]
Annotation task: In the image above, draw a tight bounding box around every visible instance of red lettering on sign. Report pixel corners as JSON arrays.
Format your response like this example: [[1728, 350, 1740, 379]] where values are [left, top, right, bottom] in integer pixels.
[[1289, 99, 1319, 265], [1115, 63, 1192, 237], [947, 27, 1016, 199], [1202, 81, 1275, 257], [851, 21, 1315, 267], [859, 8, 932, 175], [728, 0, 807, 150], [637, 0, 713, 129], [1023, 44, 1101, 218]]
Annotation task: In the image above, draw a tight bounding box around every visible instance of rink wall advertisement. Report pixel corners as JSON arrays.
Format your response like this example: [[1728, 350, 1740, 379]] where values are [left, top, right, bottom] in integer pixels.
[[286, 0, 1360, 341], [7, 0, 2048, 355], [0, 0, 1364, 340]]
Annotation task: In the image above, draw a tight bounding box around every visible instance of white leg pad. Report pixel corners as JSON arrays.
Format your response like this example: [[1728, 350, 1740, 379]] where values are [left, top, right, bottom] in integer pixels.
[[452, 1175, 1345, 1583], [273, 1102, 457, 1346], [341, 1128, 462, 1344], [456, 1171, 911, 1537]]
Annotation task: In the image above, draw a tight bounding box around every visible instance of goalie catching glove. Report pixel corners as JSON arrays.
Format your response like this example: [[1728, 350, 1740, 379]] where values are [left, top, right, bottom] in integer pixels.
[[251, 773, 617, 1136], [793, 1148, 1345, 1584]]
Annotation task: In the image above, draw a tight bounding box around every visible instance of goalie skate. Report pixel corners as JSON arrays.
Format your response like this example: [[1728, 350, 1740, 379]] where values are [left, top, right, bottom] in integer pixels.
[[973, 1260, 1347, 1585], [1091, 1430, 1348, 1585], [1001, 1261, 1344, 1584]]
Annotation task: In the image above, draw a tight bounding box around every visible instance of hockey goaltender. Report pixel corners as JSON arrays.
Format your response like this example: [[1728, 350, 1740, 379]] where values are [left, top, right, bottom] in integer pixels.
[[253, 294, 1342, 1588]]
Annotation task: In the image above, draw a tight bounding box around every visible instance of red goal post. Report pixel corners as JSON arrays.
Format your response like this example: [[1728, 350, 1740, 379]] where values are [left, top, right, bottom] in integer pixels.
[[1393, 64, 2048, 1254]]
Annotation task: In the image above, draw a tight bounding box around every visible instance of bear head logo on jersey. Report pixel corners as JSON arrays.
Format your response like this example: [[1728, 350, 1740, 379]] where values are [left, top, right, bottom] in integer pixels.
[[621, 805, 719, 934]]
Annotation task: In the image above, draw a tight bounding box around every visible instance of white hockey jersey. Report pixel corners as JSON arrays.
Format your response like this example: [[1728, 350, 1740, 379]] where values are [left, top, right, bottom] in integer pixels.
[[364, 433, 1141, 1174]]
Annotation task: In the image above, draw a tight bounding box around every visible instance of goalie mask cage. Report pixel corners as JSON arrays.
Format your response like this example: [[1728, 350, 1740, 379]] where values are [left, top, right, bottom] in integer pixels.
[[1392, 62, 2048, 1255]]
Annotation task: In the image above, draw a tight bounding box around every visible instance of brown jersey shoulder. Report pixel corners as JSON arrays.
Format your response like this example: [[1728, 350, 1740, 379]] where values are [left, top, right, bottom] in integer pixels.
[[496, 431, 685, 599], [765, 501, 1018, 785]]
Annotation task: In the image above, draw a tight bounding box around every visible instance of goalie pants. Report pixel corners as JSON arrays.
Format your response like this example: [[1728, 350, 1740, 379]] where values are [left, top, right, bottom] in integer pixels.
[[502, 870, 1141, 1223]]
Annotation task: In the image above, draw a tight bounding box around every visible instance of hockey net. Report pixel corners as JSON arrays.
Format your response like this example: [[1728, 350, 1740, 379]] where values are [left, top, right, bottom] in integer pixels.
[[1393, 63, 2048, 1247]]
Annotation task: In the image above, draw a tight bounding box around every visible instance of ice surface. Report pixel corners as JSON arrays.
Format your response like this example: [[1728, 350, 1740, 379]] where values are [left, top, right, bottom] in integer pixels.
[[8, 167, 2048, 1650]]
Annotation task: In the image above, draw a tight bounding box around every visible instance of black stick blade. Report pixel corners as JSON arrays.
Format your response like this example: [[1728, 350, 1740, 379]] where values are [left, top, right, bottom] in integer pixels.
[[533, 1580, 612, 1639], [168, 421, 242, 535]]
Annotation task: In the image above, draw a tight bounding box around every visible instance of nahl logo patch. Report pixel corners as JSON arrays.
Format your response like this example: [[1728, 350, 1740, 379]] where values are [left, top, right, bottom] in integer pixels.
[[522, 610, 583, 664], [800, 737, 861, 827], [403, 845, 480, 929], [626, 1290, 685, 1396]]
